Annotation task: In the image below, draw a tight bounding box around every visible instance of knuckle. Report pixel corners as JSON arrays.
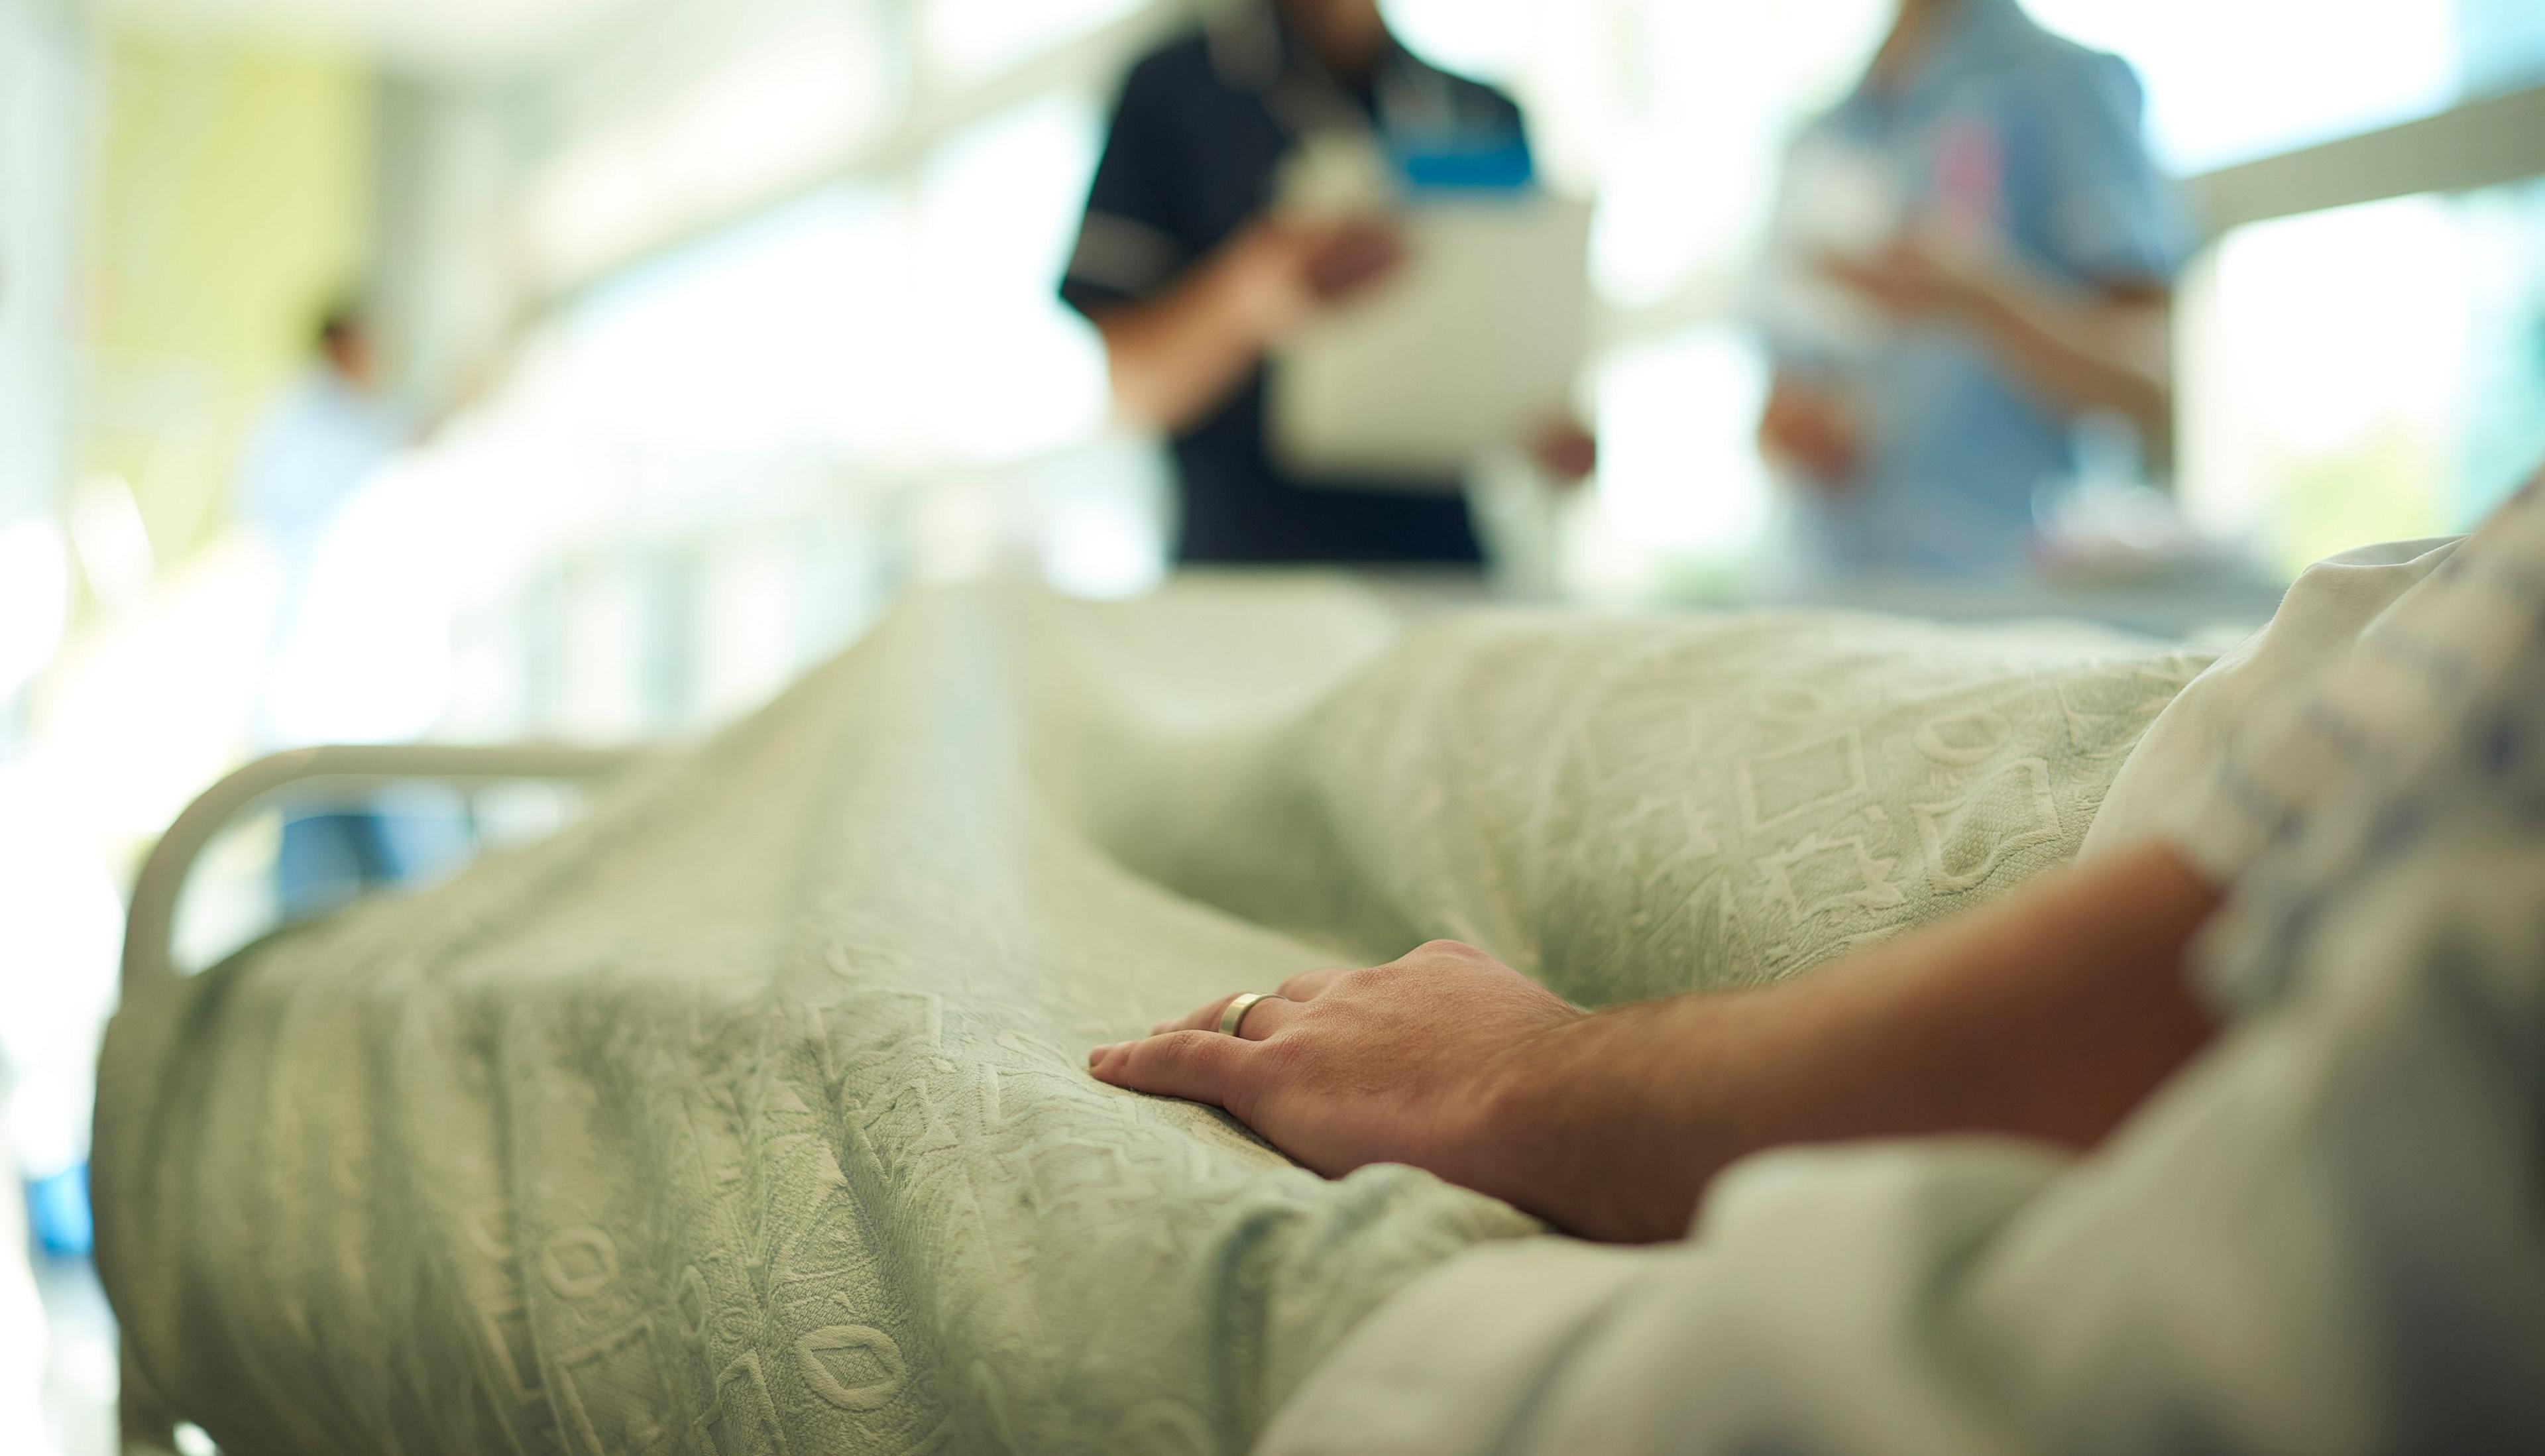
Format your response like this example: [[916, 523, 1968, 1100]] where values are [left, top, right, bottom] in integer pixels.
[[1184, 1031, 1241, 1072], [1332, 966, 1386, 995], [1277, 967, 1337, 999], [1141, 1032, 1204, 1071], [1251, 1031, 1308, 1078]]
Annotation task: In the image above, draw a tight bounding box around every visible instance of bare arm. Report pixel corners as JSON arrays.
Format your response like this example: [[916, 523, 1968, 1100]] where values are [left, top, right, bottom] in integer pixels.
[[1825, 239, 2175, 453], [1960, 270, 2173, 449], [1092, 219, 1402, 434], [1091, 840, 2221, 1243]]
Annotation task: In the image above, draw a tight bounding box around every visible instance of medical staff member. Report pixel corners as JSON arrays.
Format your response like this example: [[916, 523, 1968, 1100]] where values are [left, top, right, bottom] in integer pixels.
[[1061, 0, 1579, 567], [237, 303, 455, 918], [1756, 0, 2192, 584], [240, 305, 410, 630]]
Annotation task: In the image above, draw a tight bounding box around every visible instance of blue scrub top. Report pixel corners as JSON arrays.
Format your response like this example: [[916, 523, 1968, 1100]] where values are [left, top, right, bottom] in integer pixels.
[[1767, 0, 2193, 583], [1062, 7, 1533, 566]]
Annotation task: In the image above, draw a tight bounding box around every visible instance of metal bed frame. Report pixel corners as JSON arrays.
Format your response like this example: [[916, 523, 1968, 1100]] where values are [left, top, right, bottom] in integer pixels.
[[114, 742, 647, 1453]]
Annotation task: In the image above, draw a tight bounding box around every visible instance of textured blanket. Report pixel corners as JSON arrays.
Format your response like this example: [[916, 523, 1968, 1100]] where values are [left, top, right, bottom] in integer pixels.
[[95, 579, 2212, 1456]]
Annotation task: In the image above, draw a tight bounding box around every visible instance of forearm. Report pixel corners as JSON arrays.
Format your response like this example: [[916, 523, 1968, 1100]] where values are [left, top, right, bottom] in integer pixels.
[[1478, 842, 2222, 1242], [1092, 249, 1284, 433], [1961, 268, 2174, 447]]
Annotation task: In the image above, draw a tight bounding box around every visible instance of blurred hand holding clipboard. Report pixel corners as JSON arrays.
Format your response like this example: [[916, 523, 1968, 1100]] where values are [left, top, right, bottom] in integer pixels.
[[1266, 134, 1594, 486]]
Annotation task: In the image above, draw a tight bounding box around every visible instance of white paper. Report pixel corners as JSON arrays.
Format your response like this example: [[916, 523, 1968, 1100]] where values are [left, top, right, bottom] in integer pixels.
[[1270, 197, 1594, 484]]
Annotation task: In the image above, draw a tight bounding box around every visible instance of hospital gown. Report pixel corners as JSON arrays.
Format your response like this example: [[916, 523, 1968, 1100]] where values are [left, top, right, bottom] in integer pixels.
[[1259, 478, 2545, 1454]]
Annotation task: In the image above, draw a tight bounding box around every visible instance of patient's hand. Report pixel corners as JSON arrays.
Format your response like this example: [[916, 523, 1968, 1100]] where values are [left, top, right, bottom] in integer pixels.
[[1096, 846, 2224, 1245], [1090, 940, 1581, 1207]]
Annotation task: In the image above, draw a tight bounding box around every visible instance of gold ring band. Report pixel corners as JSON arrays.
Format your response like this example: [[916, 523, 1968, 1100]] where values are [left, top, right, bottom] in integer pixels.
[[1217, 992, 1285, 1038]]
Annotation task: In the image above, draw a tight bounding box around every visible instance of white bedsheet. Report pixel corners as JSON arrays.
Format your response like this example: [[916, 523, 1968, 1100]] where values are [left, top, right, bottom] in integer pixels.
[[95, 578, 2209, 1455], [1259, 516, 2545, 1456]]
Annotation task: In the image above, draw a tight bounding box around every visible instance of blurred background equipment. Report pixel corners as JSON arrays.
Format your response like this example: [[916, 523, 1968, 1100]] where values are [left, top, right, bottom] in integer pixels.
[[3, 0, 2544, 1451]]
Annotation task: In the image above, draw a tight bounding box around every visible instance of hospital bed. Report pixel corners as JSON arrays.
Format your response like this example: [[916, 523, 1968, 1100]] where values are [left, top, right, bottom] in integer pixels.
[[115, 743, 644, 1450], [95, 578, 2217, 1455]]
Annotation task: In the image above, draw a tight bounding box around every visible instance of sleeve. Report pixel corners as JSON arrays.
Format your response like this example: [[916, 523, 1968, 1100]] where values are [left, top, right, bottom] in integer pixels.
[[1265, 480, 2545, 1456], [1266, 746, 2545, 1456], [1059, 54, 1197, 319], [2078, 535, 2461, 865], [2026, 52, 2194, 288], [2170, 475, 2545, 1011]]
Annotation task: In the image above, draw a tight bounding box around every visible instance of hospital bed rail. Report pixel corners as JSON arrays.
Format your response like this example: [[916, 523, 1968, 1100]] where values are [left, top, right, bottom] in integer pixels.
[[120, 742, 645, 995], [115, 741, 646, 1454]]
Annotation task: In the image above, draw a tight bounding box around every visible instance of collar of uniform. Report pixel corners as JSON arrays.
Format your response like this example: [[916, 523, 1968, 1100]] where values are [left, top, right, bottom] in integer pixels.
[[1925, 0, 2053, 82], [1205, 0, 1414, 100], [1840, 0, 2042, 122]]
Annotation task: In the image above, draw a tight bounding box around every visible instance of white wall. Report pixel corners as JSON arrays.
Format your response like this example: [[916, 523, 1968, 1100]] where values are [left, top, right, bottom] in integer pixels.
[[0, 0, 82, 526], [0, 0, 84, 731]]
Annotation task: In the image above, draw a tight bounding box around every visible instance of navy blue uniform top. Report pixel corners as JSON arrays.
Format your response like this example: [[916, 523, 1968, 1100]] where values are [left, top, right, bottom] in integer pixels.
[[1061, 9, 1532, 565]]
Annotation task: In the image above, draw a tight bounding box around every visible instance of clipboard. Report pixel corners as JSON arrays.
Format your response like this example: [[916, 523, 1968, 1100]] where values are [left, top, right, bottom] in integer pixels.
[[1267, 196, 1595, 485]]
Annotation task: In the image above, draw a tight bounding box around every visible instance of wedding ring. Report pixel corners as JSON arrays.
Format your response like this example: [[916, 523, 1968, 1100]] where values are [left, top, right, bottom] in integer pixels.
[[1217, 992, 1286, 1038]]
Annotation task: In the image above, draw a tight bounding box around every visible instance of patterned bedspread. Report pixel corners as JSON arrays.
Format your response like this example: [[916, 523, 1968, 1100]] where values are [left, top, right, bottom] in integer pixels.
[[94, 578, 2210, 1455]]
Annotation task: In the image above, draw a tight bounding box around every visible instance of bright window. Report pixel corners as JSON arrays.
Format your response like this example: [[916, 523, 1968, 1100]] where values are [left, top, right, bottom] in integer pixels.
[[923, 0, 1148, 82], [543, 185, 915, 459], [532, 93, 1107, 472], [2025, 0, 2459, 174], [907, 95, 1114, 463], [2184, 177, 2545, 573]]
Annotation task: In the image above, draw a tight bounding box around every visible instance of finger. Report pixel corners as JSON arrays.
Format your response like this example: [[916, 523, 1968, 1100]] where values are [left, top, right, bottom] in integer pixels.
[[1227, 994, 1300, 1042], [1308, 227, 1404, 298], [1153, 972, 1338, 1034], [1152, 991, 1246, 1037], [1275, 966, 1353, 1003], [1088, 1032, 1254, 1109], [1153, 990, 1305, 1040]]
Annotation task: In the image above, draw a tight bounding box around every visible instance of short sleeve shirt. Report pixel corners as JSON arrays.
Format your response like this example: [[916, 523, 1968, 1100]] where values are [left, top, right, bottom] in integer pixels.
[[1764, 0, 2195, 581], [1061, 11, 1532, 565]]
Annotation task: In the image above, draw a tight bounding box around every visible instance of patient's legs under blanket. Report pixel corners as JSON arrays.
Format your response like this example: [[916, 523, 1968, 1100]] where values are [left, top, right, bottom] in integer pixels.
[[95, 579, 2210, 1456]]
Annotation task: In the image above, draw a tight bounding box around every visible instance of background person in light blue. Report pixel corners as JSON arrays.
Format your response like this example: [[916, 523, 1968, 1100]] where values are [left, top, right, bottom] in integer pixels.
[[1754, 0, 2192, 585]]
